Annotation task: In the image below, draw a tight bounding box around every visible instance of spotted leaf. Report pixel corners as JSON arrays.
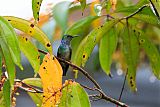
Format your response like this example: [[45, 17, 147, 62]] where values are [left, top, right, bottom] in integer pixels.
[[73, 19, 119, 67], [38, 54, 63, 107], [135, 29, 160, 79], [121, 25, 140, 92], [4, 16, 52, 54], [32, 0, 43, 21], [18, 35, 40, 73], [0, 16, 22, 69], [58, 81, 90, 107]]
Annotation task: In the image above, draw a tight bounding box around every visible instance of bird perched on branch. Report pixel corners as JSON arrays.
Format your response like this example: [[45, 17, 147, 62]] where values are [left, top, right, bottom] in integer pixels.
[[57, 35, 76, 76]]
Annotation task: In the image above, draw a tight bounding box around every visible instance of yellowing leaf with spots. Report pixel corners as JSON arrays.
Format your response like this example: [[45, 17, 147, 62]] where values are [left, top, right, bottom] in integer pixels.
[[73, 19, 119, 67], [39, 54, 63, 107], [4, 16, 52, 54], [18, 35, 40, 73], [134, 28, 160, 79], [121, 25, 140, 92], [32, 0, 43, 21]]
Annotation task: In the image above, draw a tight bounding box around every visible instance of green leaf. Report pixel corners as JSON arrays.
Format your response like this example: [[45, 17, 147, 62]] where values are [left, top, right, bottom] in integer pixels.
[[134, 29, 160, 79], [0, 29, 15, 86], [32, 0, 43, 21], [28, 92, 42, 107], [0, 16, 22, 69], [58, 81, 90, 107], [3, 79, 11, 107], [116, 3, 160, 27], [22, 78, 42, 88], [4, 16, 52, 54], [73, 19, 120, 66], [99, 28, 118, 75], [0, 51, 2, 79], [18, 36, 40, 73], [133, 14, 160, 27], [121, 25, 140, 91], [79, 0, 86, 11], [22, 78, 42, 106], [52, 1, 71, 32], [116, 0, 149, 13], [65, 16, 99, 35], [0, 91, 5, 107]]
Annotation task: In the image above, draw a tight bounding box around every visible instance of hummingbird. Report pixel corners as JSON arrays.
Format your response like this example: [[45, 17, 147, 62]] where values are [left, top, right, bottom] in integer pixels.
[[57, 35, 75, 76]]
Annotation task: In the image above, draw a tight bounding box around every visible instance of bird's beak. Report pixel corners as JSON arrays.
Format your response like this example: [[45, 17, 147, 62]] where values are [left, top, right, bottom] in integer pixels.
[[72, 35, 79, 38]]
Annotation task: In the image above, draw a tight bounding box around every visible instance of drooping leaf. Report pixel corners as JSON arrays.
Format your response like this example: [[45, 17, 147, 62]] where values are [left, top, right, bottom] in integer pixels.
[[0, 91, 5, 107], [0, 51, 2, 79], [22, 78, 42, 88], [22, 78, 42, 106], [65, 16, 100, 35], [28, 92, 42, 107], [38, 53, 63, 107], [0, 28, 15, 86], [116, 2, 160, 27], [3, 79, 11, 107], [99, 28, 118, 75], [79, 0, 86, 11], [121, 25, 140, 91], [133, 14, 160, 27], [18, 35, 40, 73], [0, 16, 22, 69], [32, 0, 43, 21], [4, 16, 52, 54], [52, 1, 71, 32], [134, 28, 160, 79], [73, 19, 120, 67], [58, 81, 90, 107], [116, 0, 149, 14]]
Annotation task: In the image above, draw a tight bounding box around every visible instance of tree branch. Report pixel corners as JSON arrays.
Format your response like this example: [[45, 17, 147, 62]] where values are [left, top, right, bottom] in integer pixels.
[[38, 49, 102, 90], [81, 84, 128, 107], [38, 49, 129, 107]]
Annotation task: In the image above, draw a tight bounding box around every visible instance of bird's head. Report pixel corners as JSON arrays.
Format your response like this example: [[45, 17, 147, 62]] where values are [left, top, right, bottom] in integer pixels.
[[61, 35, 79, 45]]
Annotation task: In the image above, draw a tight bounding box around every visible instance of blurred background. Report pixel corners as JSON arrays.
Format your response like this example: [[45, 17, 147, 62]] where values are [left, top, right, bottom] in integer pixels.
[[0, 0, 160, 107]]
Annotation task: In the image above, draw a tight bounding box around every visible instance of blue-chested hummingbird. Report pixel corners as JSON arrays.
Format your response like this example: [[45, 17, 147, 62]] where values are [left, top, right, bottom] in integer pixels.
[[57, 35, 76, 76]]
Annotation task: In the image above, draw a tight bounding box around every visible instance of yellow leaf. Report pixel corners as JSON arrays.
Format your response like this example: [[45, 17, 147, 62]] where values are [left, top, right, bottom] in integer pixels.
[[110, 0, 117, 11], [38, 53, 63, 107]]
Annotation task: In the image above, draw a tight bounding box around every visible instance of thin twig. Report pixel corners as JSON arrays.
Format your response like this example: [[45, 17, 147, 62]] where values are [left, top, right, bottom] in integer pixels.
[[38, 49, 129, 107], [14, 80, 43, 93], [121, 4, 149, 20], [117, 70, 128, 107], [81, 84, 128, 107], [38, 49, 102, 90], [149, 0, 160, 18], [94, 88, 128, 107]]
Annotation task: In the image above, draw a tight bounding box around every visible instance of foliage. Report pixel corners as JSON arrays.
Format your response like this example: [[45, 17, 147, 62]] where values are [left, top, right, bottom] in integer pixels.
[[0, 0, 160, 107]]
